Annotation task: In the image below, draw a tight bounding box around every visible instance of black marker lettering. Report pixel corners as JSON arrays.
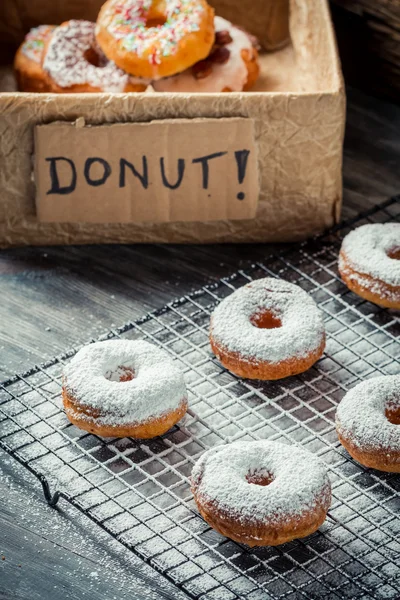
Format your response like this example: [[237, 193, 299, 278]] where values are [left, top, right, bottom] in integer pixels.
[[84, 157, 111, 187], [119, 157, 148, 189], [192, 152, 227, 189], [234, 149, 250, 184], [160, 157, 185, 189], [46, 157, 77, 195], [235, 149, 250, 201]]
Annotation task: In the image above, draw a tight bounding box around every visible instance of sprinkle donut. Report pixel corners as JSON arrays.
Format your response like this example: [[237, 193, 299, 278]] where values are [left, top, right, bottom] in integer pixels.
[[43, 20, 148, 93], [210, 278, 326, 380], [339, 223, 400, 309], [96, 0, 215, 79], [336, 375, 400, 473], [153, 17, 259, 93], [191, 441, 331, 546], [62, 339, 188, 438], [14, 25, 56, 92]]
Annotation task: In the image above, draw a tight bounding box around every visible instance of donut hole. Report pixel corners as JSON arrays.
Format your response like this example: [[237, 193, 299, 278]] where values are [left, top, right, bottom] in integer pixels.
[[145, 16, 167, 28], [250, 310, 282, 330], [104, 366, 135, 382], [246, 471, 274, 487], [84, 47, 102, 67], [387, 246, 400, 260], [386, 405, 400, 425], [144, 4, 167, 28]]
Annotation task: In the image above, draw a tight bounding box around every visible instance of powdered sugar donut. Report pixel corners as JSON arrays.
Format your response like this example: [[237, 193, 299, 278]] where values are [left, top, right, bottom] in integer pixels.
[[96, 0, 215, 80], [210, 278, 326, 380], [43, 20, 149, 93], [153, 16, 259, 93], [14, 25, 56, 92], [62, 339, 188, 438], [191, 440, 331, 546], [336, 375, 400, 472], [339, 223, 400, 309]]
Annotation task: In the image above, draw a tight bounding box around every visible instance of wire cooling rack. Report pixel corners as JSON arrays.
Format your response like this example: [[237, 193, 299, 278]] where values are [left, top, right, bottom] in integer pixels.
[[1, 198, 399, 600]]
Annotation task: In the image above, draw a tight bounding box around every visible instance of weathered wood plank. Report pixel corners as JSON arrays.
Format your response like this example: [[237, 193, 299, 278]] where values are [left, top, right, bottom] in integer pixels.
[[0, 450, 190, 600], [331, 0, 400, 101]]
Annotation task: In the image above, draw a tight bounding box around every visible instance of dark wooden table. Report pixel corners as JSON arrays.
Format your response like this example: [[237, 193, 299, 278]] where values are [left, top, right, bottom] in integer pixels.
[[1, 86, 400, 600]]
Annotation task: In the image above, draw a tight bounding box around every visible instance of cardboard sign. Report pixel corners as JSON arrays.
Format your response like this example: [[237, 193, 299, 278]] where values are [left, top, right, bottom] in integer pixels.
[[34, 118, 259, 224]]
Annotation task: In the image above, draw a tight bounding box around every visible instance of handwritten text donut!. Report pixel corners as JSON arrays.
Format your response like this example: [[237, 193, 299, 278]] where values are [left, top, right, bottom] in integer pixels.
[[35, 118, 259, 224]]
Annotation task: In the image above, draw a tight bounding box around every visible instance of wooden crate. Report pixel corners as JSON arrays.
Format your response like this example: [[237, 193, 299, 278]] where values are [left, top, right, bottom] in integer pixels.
[[0, 0, 345, 247]]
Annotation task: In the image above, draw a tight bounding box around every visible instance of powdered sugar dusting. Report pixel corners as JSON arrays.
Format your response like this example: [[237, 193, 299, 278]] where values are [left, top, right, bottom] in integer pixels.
[[336, 375, 400, 452], [191, 440, 331, 523], [153, 16, 252, 92], [21, 25, 55, 63], [339, 223, 400, 291], [43, 20, 146, 91], [63, 339, 187, 426], [210, 277, 325, 364]]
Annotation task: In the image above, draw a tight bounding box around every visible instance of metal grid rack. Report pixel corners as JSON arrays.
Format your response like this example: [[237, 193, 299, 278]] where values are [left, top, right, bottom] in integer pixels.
[[1, 198, 399, 600]]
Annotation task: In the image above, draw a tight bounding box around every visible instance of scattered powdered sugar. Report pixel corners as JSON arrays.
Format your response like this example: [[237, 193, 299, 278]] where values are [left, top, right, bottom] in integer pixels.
[[0, 454, 186, 600], [336, 375, 400, 452], [21, 25, 55, 63], [339, 223, 400, 288], [153, 16, 252, 93], [63, 339, 187, 426], [103, 0, 205, 65], [43, 20, 146, 91], [210, 277, 325, 364], [191, 440, 331, 523]]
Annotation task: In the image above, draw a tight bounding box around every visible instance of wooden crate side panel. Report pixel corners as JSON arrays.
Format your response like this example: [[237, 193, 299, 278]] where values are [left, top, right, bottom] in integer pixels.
[[0, 87, 344, 245], [0, 0, 345, 245]]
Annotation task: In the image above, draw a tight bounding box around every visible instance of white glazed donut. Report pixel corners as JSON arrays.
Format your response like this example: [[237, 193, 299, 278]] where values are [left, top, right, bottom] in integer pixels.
[[153, 16, 259, 93], [191, 440, 331, 546], [21, 25, 56, 63], [62, 339, 188, 438], [43, 20, 149, 93], [14, 25, 56, 92], [209, 277, 326, 380], [339, 223, 400, 309], [336, 375, 400, 472]]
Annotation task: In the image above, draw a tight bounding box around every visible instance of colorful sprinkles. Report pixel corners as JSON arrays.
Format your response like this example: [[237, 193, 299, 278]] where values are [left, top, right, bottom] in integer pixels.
[[43, 20, 145, 92], [21, 25, 55, 63], [104, 0, 205, 63]]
